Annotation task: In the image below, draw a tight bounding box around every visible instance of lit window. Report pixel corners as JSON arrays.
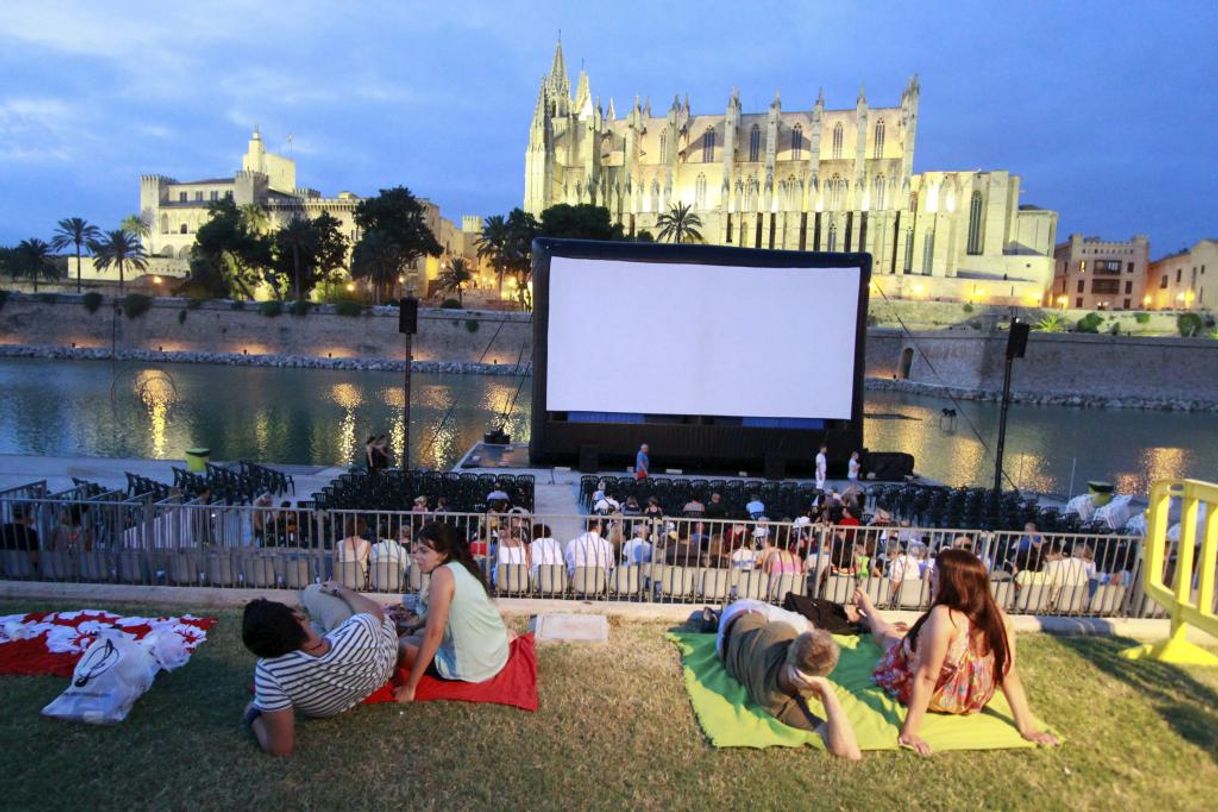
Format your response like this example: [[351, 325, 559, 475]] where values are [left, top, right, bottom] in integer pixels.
[[791, 125, 803, 160], [749, 125, 760, 162], [873, 119, 885, 159], [832, 123, 844, 159]]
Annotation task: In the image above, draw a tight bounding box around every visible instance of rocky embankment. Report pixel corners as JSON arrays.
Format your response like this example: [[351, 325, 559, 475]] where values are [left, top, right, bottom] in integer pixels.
[[865, 377, 1218, 412]]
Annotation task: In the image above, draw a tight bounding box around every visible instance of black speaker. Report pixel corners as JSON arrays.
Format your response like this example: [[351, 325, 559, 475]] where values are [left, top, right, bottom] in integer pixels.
[[763, 452, 785, 481], [578, 444, 599, 473], [865, 452, 915, 481], [398, 297, 418, 335], [1006, 320, 1030, 359]]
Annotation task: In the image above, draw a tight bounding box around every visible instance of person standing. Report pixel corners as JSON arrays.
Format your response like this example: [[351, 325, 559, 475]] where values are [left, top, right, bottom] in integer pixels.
[[815, 445, 828, 491], [635, 443, 650, 479], [847, 451, 861, 483]]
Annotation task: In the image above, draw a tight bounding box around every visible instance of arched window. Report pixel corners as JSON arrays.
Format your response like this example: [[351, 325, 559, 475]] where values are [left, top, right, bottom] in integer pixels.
[[659, 132, 667, 163], [903, 227, 915, 273], [749, 124, 761, 162], [873, 119, 885, 159], [828, 222, 838, 252], [909, 191, 919, 213], [832, 123, 844, 159], [967, 191, 984, 255], [160, 214, 169, 234], [695, 173, 707, 209], [872, 176, 887, 210], [922, 229, 935, 275], [702, 128, 716, 163], [179, 223, 188, 234], [828, 174, 843, 210], [791, 124, 803, 160]]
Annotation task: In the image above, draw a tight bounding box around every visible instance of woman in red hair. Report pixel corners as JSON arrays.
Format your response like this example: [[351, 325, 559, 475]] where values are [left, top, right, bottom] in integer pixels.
[[854, 549, 1058, 755]]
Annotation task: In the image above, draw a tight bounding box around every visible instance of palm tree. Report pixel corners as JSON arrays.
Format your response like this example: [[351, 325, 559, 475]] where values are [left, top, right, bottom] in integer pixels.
[[655, 202, 703, 244], [476, 214, 509, 293], [240, 204, 272, 236], [276, 217, 313, 300], [350, 230, 400, 305], [437, 257, 473, 305], [90, 230, 147, 295], [14, 238, 56, 293], [51, 217, 101, 294]]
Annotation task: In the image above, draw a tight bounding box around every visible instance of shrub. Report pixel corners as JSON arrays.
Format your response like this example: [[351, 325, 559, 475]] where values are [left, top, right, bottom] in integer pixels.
[[122, 293, 153, 319], [186, 297, 205, 310], [82, 291, 104, 314], [465, 318, 480, 333], [440, 298, 462, 309], [1075, 312, 1103, 334], [962, 302, 974, 313], [177, 309, 187, 325], [1178, 312, 1204, 337], [1035, 314, 1066, 333], [1134, 312, 1150, 324], [230, 299, 246, 311], [258, 300, 283, 318], [334, 300, 364, 317], [289, 299, 312, 317], [1109, 322, 1120, 336]]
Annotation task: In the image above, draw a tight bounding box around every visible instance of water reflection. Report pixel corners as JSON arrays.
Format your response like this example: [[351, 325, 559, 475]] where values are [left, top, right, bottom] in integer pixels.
[[134, 370, 178, 459]]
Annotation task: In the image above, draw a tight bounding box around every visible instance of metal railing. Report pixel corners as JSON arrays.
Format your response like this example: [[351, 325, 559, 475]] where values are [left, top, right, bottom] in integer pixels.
[[0, 496, 1172, 618]]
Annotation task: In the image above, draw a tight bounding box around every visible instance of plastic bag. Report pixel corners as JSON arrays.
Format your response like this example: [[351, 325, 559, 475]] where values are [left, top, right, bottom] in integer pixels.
[[41, 630, 160, 725]]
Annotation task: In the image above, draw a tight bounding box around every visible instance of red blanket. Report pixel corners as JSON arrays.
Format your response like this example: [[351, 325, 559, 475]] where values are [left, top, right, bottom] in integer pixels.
[[363, 632, 537, 711], [0, 610, 216, 677]]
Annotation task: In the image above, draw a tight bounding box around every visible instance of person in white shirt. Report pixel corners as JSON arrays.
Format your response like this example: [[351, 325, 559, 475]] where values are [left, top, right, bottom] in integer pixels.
[[527, 523, 564, 579], [815, 445, 828, 491], [887, 543, 921, 597], [592, 490, 620, 516], [1044, 542, 1089, 587], [621, 523, 653, 566], [565, 518, 616, 576], [745, 496, 765, 519], [847, 451, 861, 482], [369, 526, 409, 569]]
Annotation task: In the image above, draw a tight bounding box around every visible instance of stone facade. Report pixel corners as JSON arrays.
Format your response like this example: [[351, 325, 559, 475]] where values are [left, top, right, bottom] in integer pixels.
[[1147, 238, 1216, 312], [524, 40, 1058, 305], [1051, 234, 1149, 311]]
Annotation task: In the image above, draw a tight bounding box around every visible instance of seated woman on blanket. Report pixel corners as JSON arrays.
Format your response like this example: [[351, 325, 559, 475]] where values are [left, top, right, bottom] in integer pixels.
[[395, 522, 510, 702], [718, 600, 861, 760], [853, 549, 1059, 756]]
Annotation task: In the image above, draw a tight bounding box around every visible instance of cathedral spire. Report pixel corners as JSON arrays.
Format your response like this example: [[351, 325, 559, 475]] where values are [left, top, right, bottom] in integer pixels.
[[606, 97, 616, 121], [816, 87, 825, 108], [550, 35, 567, 86], [857, 84, 867, 106]]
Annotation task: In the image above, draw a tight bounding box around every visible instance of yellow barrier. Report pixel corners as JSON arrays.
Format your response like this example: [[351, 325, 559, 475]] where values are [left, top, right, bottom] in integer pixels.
[[1121, 479, 1218, 665]]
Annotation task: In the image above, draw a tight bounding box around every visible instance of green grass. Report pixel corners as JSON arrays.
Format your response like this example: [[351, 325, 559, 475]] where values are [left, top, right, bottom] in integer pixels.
[[1, 599, 1216, 811]]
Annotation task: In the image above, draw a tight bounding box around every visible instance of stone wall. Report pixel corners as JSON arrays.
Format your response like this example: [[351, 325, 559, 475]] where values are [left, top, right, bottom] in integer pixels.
[[0, 295, 532, 365]]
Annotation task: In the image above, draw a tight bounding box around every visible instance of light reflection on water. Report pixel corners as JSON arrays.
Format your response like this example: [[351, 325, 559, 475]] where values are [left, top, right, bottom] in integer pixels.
[[0, 358, 1213, 494]]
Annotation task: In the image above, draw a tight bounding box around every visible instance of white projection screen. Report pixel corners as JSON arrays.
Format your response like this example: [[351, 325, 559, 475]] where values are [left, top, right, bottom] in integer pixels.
[[545, 256, 862, 420]]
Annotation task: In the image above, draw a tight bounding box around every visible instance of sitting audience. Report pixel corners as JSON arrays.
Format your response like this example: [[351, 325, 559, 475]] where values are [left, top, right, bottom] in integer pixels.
[[719, 600, 860, 760], [621, 523, 653, 566], [241, 581, 399, 756], [704, 492, 727, 521], [565, 517, 616, 576], [854, 550, 1059, 755], [396, 523, 511, 701], [682, 496, 706, 517], [528, 523, 564, 578], [369, 525, 409, 570], [335, 518, 371, 585]]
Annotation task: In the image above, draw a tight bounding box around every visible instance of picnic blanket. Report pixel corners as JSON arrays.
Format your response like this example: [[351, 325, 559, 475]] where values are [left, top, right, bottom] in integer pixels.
[[0, 610, 216, 677], [670, 631, 1054, 751], [363, 632, 538, 711]]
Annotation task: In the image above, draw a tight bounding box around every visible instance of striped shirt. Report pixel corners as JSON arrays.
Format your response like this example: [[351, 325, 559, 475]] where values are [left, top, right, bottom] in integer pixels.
[[253, 613, 398, 717]]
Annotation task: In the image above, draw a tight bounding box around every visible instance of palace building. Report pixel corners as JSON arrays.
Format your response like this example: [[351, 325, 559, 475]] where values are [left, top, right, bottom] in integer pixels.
[[524, 41, 1059, 304]]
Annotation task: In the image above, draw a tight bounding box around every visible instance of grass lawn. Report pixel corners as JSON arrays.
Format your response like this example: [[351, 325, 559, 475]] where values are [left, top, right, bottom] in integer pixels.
[[1, 599, 1216, 811]]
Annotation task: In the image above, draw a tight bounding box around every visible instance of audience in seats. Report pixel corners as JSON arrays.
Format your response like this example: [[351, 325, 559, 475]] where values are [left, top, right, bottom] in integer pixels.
[[493, 526, 529, 585], [370, 525, 410, 570], [395, 522, 510, 702], [335, 518, 371, 584], [565, 517, 616, 576], [621, 522, 654, 566], [528, 523, 564, 578], [242, 581, 399, 756], [855, 550, 1059, 755]]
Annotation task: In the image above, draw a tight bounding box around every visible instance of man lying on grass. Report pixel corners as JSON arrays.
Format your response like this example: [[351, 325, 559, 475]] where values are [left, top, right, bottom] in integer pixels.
[[719, 599, 862, 760], [241, 581, 398, 756]]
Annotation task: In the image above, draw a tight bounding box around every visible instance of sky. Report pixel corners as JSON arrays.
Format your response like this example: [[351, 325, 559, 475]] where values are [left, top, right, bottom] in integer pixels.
[[0, 1, 1215, 257]]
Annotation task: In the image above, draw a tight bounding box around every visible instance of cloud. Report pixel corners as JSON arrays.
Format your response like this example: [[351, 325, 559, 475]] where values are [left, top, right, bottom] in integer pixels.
[[0, 97, 83, 163]]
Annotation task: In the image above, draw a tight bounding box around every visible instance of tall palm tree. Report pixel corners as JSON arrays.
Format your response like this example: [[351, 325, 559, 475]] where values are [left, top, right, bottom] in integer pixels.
[[240, 203, 272, 236], [276, 216, 313, 300], [90, 230, 147, 295], [50, 217, 101, 294], [655, 202, 703, 244], [476, 214, 509, 293], [437, 257, 473, 305], [15, 238, 56, 293], [350, 230, 400, 305]]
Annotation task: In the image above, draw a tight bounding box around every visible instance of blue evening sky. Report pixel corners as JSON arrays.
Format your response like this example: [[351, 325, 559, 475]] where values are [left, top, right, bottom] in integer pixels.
[[0, 1, 1214, 257]]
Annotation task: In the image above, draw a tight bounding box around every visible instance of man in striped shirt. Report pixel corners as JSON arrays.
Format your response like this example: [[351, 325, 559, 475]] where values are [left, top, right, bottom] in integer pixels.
[[241, 580, 398, 756]]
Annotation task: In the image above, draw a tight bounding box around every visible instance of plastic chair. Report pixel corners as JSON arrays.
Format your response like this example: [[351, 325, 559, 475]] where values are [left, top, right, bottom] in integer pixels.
[[571, 566, 607, 597]]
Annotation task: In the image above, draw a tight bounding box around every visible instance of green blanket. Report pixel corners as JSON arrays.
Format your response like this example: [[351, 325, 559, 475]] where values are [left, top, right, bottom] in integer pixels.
[[669, 631, 1052, 752]]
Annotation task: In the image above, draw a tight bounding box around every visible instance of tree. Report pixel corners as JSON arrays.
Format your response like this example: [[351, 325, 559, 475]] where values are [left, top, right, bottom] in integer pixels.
[[120, 213, 150, 239], [437, 257, 473, 304], [353, 186, 443, 295], [476, 214, 510, 292], [655, 202, 703, 244], [89, 230, 147, 294], [51, 217, 102, 294], [537, 203, 623, 240], [0, 246, 16, 284], [240, 203, 272, 236], [349, 230, 400, 305], [14, 238, 58, 292], [271, 213, 349, 300], [502, 208, 539, 309], [189, 198, 273, 299]]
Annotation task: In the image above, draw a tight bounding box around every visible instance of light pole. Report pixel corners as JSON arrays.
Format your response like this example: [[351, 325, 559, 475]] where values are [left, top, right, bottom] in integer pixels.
[[399, 292, 418, 470], [993, 318, 1029, 493]]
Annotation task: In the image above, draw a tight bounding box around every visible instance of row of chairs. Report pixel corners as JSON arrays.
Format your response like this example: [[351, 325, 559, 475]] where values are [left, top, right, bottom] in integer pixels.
[[581, 476, 821, 519], [312, 470, 535, 513], [239, 461, 295, 496]]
